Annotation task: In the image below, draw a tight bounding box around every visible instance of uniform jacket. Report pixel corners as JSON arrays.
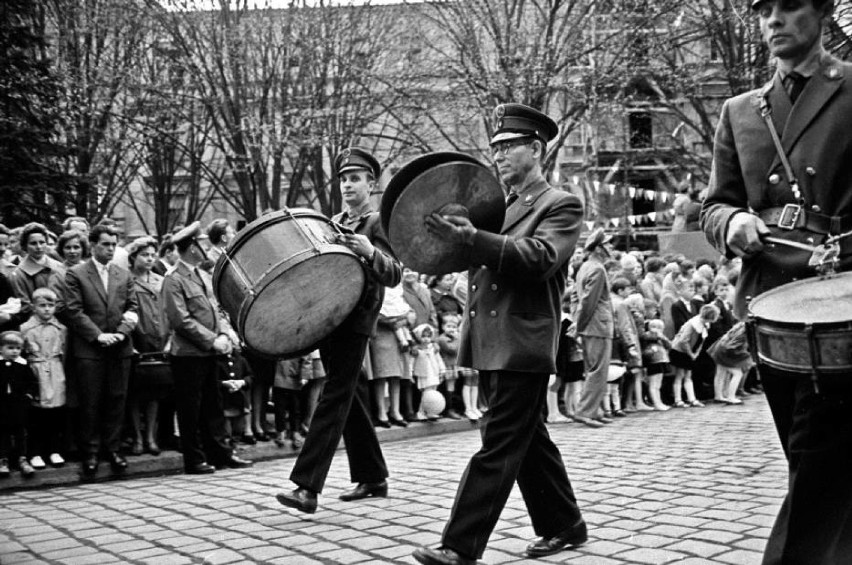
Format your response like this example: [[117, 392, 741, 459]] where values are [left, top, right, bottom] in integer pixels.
[[574, 256, 614, 339], [161, 261, 231, 357], [458, 179, 583, 373], [331, 209, 402, 336], [0, 272, 27, 333], [63, 259, 137, 359], [701, 54, 852, 318]]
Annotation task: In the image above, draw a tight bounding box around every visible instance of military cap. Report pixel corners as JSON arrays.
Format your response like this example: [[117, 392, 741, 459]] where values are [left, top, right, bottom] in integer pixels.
[[583, 227, 613, 253], [335, 147, 381, 179], [171, 221, 202, 247], [490, 103, 559, 145]]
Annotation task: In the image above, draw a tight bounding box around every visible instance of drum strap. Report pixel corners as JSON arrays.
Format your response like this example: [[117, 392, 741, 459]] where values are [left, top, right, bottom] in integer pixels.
[[759, 94, 805, 205]]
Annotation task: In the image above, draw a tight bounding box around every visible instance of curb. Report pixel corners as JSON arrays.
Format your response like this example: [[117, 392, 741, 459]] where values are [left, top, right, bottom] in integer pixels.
[[0, 417, 480, 494]]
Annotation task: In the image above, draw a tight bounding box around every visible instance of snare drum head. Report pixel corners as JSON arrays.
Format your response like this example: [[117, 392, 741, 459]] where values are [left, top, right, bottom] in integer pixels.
[[748, 273, 852, 324]]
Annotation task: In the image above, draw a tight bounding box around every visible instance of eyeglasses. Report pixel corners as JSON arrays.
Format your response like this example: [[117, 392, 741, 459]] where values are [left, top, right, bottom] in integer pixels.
[[491, 139, 531, 156]]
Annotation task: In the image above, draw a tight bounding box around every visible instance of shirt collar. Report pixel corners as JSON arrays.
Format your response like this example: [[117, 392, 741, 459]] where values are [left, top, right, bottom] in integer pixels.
[[779, 47, 827, 80]]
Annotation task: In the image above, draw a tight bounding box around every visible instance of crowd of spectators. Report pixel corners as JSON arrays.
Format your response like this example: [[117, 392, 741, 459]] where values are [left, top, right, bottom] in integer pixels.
[[0, 214, 759, 480]]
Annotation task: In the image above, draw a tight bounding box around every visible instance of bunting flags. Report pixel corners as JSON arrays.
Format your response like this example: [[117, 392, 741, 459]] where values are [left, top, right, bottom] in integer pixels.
[[568, 177, 678, 228]]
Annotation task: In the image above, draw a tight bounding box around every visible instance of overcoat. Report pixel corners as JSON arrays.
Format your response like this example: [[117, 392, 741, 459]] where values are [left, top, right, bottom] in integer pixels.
[[700, 55, 852, 318], [458, 179, 583, 373]]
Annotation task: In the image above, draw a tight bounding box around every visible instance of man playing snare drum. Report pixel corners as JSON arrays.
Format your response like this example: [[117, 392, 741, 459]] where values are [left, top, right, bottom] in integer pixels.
[[275, 148, 401, 514], [700, 1, 852, 562]]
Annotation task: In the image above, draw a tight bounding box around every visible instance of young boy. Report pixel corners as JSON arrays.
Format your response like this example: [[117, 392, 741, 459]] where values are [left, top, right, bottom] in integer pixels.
[[21, 288, 68, 469], [0, 331, 39, 477]]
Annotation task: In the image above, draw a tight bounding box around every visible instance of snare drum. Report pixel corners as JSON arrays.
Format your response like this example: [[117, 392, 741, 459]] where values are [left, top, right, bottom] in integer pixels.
[[746, 272, 852, 374], [213, 208, 366, 358]]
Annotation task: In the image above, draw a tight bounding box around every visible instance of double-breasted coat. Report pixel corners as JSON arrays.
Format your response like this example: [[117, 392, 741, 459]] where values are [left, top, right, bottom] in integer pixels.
[[458, 179, 583, 373]]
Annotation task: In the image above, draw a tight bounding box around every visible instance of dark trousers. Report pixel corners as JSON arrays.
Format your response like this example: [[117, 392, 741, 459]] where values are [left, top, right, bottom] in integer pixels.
[[761, 366, 852, 565], [76, 357, 131, 455], [0, 396, 29, 459], [289, 330, 387, 493], [272, 388, 300, 434], [442, 371, 585, 559], [170, 355, 232, 468], [29, 406, 66, 457]]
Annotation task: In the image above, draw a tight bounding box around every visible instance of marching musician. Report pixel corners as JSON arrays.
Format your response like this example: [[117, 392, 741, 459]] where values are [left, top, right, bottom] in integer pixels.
[[275, 148, 402, 514], [413, 104, 588, 564], [700, 0, 852, 562]]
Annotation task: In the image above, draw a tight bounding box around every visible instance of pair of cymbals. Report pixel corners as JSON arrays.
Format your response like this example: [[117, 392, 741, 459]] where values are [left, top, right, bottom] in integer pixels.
[[380, 152, 505, 274]]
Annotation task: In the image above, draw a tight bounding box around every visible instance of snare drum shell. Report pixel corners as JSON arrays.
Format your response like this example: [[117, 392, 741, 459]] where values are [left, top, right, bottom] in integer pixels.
[[747, 273, 852, 374], [213, 209, 366, 358]]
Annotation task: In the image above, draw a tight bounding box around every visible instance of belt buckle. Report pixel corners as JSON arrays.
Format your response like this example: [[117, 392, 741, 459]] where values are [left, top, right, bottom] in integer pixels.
[[777, 204, 802, 230]]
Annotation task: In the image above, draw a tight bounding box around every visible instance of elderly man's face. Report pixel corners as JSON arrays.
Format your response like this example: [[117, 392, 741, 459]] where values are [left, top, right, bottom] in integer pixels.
[[491, 138, 537, 187]]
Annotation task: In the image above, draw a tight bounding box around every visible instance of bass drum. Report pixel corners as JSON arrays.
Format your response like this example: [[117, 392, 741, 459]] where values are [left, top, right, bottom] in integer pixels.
[[213, 208, 365, 358], [747, 272, 852, 374]]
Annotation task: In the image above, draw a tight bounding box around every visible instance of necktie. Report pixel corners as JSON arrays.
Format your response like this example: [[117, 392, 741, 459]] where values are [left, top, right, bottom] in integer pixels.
[[785, 72, 807, 104], [506, 192, 519, 207]]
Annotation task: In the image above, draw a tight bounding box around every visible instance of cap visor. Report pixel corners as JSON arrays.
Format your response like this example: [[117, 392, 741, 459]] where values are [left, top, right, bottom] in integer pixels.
[[337, 164, 371, 175], [490, 131, 530, 145]]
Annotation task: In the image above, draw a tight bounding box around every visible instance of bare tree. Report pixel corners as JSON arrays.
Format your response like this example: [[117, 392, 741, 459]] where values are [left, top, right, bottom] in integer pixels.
[[414, 0, 674, 174], [45, 0, 150, 221]]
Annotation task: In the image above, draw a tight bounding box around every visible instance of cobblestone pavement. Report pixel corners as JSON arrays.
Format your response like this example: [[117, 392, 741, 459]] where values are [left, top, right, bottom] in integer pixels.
[[1, 396, 786, 565]]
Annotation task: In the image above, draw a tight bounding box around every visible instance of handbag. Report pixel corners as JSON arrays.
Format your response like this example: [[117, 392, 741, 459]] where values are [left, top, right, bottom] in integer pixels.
[[134, 352, 173, 388]]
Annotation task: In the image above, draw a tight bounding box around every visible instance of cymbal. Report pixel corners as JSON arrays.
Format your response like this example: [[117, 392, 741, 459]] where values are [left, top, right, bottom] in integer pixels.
[[381, 152, 504, 275]]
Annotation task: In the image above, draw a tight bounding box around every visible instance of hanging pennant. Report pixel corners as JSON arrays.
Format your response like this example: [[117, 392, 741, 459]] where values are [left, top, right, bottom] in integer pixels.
[[611, 217, 620, 227], [584, 221, 595, 231], [628, 215, 636, 225], [608, 184, 616, 195], [573, 175, 580, 185], [628, 186, 636, 198], [648, 211, 656, 221], [593, 180, 601, 193]]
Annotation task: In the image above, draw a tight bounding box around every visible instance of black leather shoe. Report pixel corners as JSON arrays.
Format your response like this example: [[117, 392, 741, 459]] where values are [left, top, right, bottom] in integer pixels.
[[573, 416, 604, 429], [185, 462, 216, 475], [389, 417, 409, 428], [276, 487, 317, 514], [108, 452, 128, 473], [339, 481, 388, 501], [526, 529, 588, 557], [375, 419, 392, 429], [82, 455, 99, 476], [217, 455, 253, 469], [413, 546, 476, 565]]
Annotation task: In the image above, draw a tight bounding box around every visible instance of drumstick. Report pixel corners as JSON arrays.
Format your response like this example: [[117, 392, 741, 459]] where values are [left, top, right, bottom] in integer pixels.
[[762, 236, 816, 252]]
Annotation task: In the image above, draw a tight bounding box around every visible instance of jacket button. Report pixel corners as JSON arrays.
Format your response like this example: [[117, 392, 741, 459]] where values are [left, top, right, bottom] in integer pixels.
[[490, 310, 497, 317], [811, 205, 821, 212], [490, 283, 498, 291], [481, 265, 488, 270], [470, 311, 476, 318], [806, 167, 816, 176], [768, 174, 780, 185], [471, 284, 477, 291]]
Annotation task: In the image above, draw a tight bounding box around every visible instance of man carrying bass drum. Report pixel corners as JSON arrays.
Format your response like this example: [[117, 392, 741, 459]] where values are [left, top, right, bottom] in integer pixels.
[[275, 148, 402, 514]]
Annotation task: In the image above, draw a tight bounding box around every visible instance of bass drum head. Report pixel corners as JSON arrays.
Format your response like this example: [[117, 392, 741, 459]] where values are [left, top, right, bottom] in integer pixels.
[[242, 251, 365, 358], [748, 272, 852, 325]]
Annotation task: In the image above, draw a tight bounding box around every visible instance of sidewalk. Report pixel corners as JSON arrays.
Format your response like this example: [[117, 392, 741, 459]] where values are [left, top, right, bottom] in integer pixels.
[[0, 418, 479, 494]]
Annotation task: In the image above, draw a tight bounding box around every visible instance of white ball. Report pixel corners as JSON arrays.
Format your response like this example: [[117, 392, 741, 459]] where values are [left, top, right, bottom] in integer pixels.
[[420, 389, 446, 418]]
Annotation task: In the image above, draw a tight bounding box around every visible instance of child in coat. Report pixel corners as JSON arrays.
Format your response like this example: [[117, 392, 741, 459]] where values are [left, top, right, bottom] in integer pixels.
[[20, 288, 68, 468], [411, 323, 445, 421], [215, 349, 254, 445]]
